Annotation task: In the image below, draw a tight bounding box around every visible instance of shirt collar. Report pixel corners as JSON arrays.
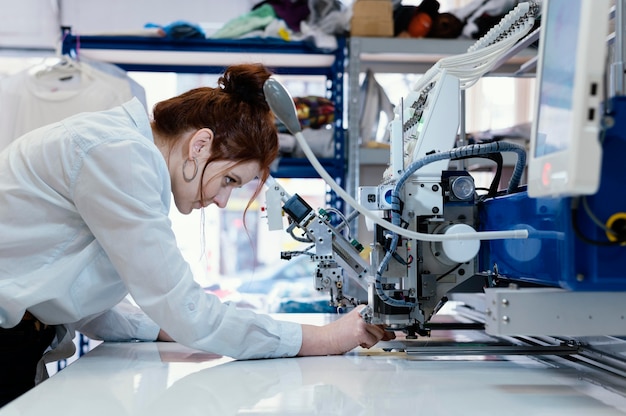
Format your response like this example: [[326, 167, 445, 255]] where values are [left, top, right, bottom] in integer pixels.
[[122, 98, 153, 142]]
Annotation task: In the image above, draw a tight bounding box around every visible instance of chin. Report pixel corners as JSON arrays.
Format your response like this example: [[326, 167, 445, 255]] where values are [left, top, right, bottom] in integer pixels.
[[174, 202, 193, 215]]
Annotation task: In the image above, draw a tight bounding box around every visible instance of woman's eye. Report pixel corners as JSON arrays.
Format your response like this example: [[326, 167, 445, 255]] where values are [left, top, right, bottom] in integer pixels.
[[225, 176, 236, 185]]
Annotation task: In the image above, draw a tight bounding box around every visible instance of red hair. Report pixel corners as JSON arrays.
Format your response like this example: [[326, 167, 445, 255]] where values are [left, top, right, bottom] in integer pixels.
[[152, 63, 279, 209]]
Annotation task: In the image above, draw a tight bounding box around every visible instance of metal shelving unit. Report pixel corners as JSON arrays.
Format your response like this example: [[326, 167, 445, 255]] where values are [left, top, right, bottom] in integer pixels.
[[60, 28, 348, 210]]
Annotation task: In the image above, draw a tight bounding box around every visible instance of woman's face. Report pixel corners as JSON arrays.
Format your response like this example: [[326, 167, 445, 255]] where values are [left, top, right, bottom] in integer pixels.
[[173, 159, 261, 215], [165, 128, 261, 215]]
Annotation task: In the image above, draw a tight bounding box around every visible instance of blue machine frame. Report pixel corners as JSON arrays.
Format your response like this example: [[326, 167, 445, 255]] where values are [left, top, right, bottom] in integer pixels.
[[479, 96, 626, 291]]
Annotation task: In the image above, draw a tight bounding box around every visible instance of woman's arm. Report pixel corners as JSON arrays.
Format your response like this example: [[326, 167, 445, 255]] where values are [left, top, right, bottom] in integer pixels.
[[159, 306, 394, 356]]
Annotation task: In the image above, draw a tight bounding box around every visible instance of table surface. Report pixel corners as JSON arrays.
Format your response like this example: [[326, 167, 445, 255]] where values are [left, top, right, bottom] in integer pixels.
[[2, 313, 626, 416]]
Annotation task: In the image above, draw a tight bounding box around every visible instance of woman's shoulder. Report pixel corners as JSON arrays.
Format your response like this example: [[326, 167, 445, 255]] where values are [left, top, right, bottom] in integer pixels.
[[62, 99, 155, 152]]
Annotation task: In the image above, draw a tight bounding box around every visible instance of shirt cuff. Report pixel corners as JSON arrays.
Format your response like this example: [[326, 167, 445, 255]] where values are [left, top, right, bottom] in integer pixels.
[[136, 317, 161, 341], [273, 320, 302, 357]]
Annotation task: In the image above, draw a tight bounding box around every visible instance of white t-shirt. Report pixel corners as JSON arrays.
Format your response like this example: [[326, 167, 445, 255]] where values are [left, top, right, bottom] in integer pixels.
[[0, 59, 134, 151]]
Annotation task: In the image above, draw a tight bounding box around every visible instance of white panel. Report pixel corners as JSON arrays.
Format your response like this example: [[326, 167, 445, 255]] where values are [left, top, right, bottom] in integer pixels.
[[484, 287, 626, 337], [0, 0, 60, 49]]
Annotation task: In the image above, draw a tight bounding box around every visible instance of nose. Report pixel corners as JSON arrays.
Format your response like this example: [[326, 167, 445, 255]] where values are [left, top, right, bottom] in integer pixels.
[[213, 187, 233, 208]]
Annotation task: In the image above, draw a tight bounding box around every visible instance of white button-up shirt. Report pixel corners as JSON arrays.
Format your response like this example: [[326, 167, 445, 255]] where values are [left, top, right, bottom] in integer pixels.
[[0, 98, 302, 361]]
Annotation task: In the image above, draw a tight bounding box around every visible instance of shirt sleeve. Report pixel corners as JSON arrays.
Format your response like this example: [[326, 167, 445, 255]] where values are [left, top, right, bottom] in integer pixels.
[[71, 138, 302, 359], [75, 297, 161, 342]]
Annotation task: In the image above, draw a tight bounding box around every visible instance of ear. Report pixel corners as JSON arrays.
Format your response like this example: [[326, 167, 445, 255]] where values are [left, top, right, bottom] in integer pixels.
[[187, 128, 214, 160]]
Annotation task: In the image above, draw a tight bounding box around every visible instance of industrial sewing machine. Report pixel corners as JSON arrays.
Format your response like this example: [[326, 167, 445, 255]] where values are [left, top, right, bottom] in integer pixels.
[[263, 0, 626, 342]]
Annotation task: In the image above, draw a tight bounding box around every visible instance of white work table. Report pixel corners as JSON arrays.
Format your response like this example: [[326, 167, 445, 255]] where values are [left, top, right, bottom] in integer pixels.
[[2, 314, 626, 415]]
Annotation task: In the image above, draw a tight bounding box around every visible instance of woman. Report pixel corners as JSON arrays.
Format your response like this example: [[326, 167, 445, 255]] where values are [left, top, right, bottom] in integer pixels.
[[0, 63, 394, 406]]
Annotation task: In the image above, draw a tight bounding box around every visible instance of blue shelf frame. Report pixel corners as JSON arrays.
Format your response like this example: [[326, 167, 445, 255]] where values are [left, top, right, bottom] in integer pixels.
[[60, 28, 348, 211]]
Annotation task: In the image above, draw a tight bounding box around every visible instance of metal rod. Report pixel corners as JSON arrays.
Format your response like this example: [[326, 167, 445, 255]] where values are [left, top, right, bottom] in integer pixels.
[[405, 343, 579, 356]]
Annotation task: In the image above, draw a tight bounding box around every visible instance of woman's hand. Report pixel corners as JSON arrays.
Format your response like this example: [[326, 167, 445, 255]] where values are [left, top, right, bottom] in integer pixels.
[[157, 329, 175, 342], [297, 305, 395, 356]]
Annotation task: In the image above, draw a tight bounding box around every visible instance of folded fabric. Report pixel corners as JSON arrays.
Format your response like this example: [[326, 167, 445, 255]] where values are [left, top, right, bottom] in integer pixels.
[[253, 0, 310, 32], [144, 20, 206, 39], [451, 0, 518, 39], [293, 126, 335, 158], [308, 0, 348, 35], [277, 127, 335, 159], [294, 96, 334, 129], [238, 18, 293, 42], [211, 4, 276, 39]]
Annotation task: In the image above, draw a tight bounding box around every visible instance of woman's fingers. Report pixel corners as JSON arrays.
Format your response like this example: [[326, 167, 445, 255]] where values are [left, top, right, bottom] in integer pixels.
[[380, 326, 396, 341], [358, 330, 380, 349], [359, 323, 396, 349]]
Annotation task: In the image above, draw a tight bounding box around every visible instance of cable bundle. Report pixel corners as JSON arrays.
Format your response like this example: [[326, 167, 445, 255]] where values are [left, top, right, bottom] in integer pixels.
[[411, 1, 540, 92]]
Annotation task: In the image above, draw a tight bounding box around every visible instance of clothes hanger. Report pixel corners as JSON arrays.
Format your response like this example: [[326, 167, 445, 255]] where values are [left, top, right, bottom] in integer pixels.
[[33, 55, 82, 82], [31, 32, 84, 84]]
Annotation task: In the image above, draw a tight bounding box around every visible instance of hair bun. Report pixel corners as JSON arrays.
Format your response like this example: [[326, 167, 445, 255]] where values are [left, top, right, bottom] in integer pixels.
[[219, 64, 272, 108]]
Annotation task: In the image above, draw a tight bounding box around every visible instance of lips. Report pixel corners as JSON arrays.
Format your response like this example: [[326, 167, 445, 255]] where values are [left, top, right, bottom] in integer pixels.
[[197, 200, 211, 209]]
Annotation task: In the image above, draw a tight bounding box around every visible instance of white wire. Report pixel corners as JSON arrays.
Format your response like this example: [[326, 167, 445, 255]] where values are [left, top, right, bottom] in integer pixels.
[[467, 2, 532, 52], [292, 130, 528, 242]]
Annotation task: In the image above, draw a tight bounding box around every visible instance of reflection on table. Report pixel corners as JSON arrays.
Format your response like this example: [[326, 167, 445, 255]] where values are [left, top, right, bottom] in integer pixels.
[[2, 314, 626, 416]]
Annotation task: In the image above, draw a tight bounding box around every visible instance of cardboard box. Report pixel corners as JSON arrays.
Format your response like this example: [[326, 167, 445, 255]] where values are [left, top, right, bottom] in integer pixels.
[[351, 0, 394, 37]]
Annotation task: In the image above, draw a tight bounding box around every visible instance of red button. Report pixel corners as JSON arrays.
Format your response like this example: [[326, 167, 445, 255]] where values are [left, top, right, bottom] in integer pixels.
[[542, 162, 552, 187]]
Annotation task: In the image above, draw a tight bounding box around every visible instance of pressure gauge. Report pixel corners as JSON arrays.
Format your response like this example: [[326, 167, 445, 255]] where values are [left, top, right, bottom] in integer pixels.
[[450, 176, 475, 201]]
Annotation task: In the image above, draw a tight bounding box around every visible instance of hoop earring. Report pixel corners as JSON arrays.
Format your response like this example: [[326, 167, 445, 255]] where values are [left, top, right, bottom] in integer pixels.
[[183, 158, 198, 183]]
